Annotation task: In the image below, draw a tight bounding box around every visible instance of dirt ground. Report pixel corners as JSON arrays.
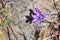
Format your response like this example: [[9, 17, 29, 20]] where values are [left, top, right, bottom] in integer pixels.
[[0, 0, 60, 40]]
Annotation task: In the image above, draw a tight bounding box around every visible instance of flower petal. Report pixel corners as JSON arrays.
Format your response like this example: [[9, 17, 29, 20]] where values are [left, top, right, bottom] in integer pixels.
[[32, 19, 38, 22], [31, 14, 38, 18], [35, 8, 42, 16], [43, 13, 50, 19], [40, 15, 44, 19], [32, 18, 41, 24], [35, 20, 41, 23]]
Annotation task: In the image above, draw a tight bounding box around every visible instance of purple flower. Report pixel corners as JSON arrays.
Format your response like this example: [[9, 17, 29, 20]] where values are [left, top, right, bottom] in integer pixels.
[[31, 8, 50, 24]]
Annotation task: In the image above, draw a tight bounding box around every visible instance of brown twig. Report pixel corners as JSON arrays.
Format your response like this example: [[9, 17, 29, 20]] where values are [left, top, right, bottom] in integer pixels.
[[0, 0, 5, 8], [34, 28, 40, 40], [8, 24, 18, 40], [7, 27, 10, 40], [53, 0, 58, 14], [18, 24, 27, 40], [41, 20, 56, 24]]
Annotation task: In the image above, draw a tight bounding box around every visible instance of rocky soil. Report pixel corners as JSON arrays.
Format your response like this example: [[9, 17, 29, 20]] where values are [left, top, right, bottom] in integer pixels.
[[0, 0, 60, 40]]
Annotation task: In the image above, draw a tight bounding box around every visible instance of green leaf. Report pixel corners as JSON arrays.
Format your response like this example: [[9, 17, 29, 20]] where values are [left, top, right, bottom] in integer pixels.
[[3, 20, 8, 25], [4, 18, 13, 25], [8, 18, 13, 23]]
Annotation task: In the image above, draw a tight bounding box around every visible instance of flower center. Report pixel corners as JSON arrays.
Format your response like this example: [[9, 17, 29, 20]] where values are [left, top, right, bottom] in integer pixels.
[[39, 16, 43, 19]]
